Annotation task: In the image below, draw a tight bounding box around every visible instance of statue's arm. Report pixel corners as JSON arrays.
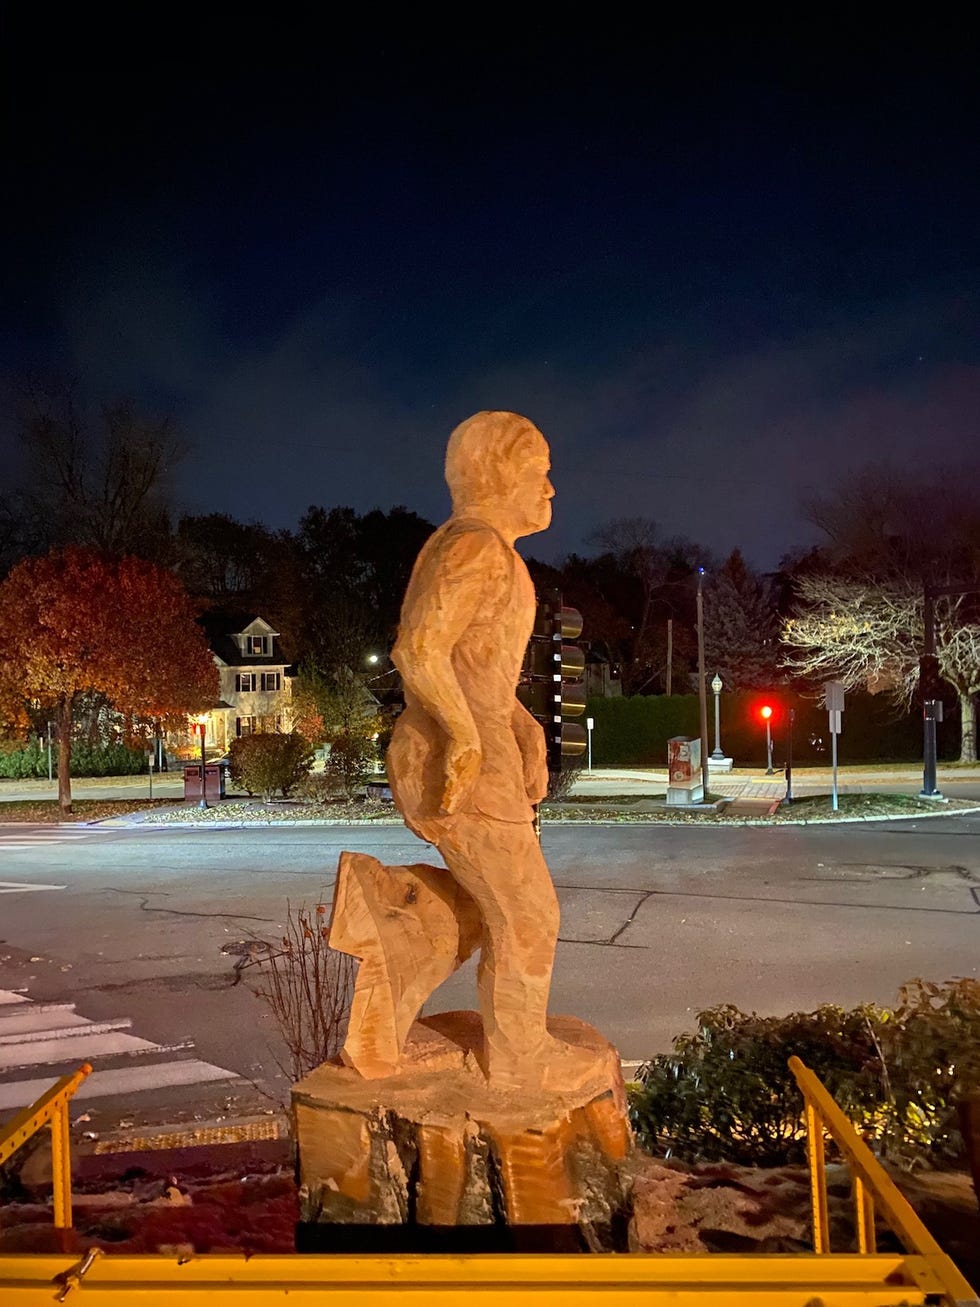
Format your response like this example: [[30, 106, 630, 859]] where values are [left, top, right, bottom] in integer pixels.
[[511, 699, 548, 805], [390, 529, 494, 815]]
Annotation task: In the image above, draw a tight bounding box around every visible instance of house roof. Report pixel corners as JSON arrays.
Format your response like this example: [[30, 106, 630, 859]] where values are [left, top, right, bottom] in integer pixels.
[[198, 611, 287, 667]]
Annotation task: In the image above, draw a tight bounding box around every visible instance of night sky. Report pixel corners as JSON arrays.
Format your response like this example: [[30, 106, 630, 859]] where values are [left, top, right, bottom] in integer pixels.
[[2, 16, 978, 569]]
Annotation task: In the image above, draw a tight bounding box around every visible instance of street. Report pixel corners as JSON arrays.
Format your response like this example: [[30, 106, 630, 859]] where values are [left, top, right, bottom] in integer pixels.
[[1, 816, 978, 1129]]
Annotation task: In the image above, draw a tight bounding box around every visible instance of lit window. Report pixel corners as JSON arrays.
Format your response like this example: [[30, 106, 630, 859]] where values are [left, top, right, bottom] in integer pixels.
[[236, 716, 257, 737], [236, 673, 255, 692], [248, 636, 266, 655]]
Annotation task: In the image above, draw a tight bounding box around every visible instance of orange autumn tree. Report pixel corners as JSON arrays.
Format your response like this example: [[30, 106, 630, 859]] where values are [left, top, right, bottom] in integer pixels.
[[0, 548, 218, 812]]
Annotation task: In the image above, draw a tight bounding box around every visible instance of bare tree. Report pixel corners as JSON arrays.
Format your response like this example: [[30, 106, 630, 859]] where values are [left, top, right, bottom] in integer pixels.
[[13, 378, 185, 561], [802, 463, 980, 586], [792, 465, 980, 762], [588, 518, 709, 694], [783, 574, 980, 762]]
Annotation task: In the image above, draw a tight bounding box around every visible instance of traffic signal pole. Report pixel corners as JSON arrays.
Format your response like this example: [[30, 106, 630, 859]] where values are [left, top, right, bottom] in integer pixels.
[[920, 588, 940, 799]]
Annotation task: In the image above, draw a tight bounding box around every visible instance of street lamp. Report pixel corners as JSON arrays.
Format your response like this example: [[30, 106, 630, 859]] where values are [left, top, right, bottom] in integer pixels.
[[760, 704, 774, 774], [192, 713, 209, 809], [710, 673, 724, 760]]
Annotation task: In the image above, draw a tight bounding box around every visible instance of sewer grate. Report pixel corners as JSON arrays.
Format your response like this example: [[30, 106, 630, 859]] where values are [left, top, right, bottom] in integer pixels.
[[93, 1118, 281, 1154]]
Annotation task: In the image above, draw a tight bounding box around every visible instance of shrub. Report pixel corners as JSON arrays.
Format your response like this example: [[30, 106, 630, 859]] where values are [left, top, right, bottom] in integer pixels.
[[323, 731, 376, 800], [879, 978, 980, 1165], [0, 739, 145, 778], [292, 772, 341, 805], [630, 1003, 887, 1167], [546, 756, 584, 801], [250, 899, 355, 1081], [629, 980, 980, 1170], [227, 732, 314, 801]]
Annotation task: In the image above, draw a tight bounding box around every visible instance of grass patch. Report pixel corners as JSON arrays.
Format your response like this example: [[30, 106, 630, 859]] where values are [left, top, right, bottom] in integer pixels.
[[0, 798, 179, 824], [552, 793, 661, 806], [772, 792, 956, 821]]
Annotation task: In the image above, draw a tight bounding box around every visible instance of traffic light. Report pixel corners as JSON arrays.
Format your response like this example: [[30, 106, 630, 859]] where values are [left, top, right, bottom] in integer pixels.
[[518, 589, 588, 772], [758, 702, 775, 774]]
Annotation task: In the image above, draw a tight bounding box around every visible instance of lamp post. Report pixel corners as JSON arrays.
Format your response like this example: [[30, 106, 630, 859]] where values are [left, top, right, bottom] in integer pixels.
[[193, 715, 209, 809], [761, 704, 774, 774], [710, 673, 724, 760], [695, 569, 709, 800]]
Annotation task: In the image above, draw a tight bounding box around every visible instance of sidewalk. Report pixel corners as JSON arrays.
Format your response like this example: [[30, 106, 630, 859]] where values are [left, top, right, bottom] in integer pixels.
[[2, 766, 978, 825], [571, 765, 978, 802]]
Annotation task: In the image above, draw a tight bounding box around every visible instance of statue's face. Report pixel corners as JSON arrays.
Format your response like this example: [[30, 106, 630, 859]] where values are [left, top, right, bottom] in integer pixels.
[[510, 441, 554, 537]]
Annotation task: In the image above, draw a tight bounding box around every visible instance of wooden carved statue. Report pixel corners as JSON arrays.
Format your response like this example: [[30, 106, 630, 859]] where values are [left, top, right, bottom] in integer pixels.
[[330, 411, 601, 1090]]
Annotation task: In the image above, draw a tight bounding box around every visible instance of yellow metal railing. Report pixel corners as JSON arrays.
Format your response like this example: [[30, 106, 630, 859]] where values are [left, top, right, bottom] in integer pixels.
[[0, 1059, 975, 1305], [789, 1054, 976, 1304], [0, 1062, 91, 1230]]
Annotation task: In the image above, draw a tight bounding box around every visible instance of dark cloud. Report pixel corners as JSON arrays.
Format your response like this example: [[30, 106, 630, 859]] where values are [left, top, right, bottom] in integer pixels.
[[2, 19, 978, 571]]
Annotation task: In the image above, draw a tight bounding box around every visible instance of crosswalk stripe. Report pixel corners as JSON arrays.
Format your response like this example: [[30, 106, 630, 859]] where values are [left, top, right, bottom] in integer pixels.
[[0, 1061, 239, 1111], [0, 1031, 158, 1072], [0, 1016, 133, 1044], [0, 989, 241, 1113], [0, 828, 97, 836], [0, 881, 67, 892], [0, 1003, 82, 1032]]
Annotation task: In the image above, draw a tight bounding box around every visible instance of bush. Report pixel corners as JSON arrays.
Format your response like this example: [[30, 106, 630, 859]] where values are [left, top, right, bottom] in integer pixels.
[[293, 772, 342, 805], [0, 739, 146, 778], [630, 1003, 886, 1167], [250, 899, 355, 1081], [880, 978, 980, 1164], [227, 732, 314, 801], [70, 741, 146, 776], [629, 979, 980, 1170], [323, 731, 376, 800], [546, 755, 584, 801]]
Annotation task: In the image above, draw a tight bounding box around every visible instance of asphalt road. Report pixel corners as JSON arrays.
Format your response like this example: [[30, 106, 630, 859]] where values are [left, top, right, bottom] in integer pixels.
[[1, 816, 978, 1127]]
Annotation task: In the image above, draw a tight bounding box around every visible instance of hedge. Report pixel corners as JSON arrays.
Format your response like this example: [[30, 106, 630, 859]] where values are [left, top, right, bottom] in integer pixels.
[[0, 740, 148, 779], [586, 690, 957, 767]]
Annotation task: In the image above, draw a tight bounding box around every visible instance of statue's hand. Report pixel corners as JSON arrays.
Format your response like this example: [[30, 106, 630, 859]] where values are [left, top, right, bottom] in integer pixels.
[[441, 739, 482, 815]]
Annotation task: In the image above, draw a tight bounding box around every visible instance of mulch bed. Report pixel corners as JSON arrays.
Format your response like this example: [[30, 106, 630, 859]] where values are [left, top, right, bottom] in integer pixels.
[[2, 1148, 977, 1285]]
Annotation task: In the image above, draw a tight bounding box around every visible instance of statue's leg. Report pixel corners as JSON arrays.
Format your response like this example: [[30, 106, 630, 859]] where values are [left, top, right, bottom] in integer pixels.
[[435, 818, 560, 1081]]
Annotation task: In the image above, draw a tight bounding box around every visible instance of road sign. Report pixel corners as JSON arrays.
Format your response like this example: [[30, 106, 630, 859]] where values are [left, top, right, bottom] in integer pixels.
[[824, 683, 845, 812], [824, 681, 845, 712]]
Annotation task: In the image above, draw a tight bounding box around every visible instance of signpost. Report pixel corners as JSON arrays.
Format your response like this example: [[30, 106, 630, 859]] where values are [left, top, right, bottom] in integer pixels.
[[147, 748, 155, 800], [825, 681, 845, 812], [586, 716, 594, 771]]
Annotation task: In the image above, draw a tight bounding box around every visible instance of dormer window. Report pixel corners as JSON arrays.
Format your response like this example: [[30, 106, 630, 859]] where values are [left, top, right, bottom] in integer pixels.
[[247, 635, 268, 656]]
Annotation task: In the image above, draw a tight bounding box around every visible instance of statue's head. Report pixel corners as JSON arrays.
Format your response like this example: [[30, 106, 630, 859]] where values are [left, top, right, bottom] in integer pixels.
[[445, 411, 553, 538]]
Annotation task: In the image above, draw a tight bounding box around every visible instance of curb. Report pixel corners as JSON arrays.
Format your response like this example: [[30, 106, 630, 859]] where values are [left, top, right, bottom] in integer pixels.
[[536, 804, 980, 827]]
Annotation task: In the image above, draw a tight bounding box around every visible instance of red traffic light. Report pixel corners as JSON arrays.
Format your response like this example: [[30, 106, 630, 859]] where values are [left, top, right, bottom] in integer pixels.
[[759, 704, 773, 720]]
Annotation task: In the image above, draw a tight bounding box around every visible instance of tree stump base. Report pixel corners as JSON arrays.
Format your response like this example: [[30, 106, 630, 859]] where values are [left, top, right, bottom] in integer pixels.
[[292, 1011, 633, 1252]]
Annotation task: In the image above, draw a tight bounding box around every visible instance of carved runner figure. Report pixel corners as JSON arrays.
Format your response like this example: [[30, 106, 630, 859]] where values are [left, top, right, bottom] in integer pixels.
[[332, 411, 601, 1090]]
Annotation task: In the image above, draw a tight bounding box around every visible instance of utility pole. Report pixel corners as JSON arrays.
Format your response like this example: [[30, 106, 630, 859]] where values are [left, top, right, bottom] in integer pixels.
[[696, 570, 709, 800], [665, 618, 673, 696], [920, 587, 940, 799]]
